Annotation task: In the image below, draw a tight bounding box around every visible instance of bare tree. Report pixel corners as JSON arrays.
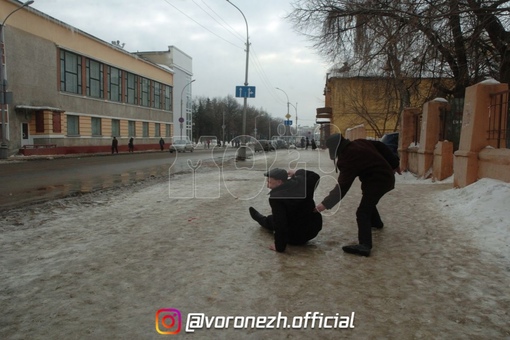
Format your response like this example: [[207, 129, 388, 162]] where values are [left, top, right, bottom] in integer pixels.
[[288, 0, 510, 98], [192, 96, 277, 142]]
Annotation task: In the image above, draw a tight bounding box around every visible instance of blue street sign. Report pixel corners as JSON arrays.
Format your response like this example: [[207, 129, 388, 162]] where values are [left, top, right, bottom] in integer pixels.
[[235, 86, 256, 98], [284, 120, 293, 126]]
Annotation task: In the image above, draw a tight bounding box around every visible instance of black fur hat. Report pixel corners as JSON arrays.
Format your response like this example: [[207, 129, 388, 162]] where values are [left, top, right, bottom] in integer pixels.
[[326, 133, 343, 160]]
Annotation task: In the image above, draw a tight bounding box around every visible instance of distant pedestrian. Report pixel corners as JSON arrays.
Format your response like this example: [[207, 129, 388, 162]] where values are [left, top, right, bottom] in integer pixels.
[[305, 137, 310, 150], [128, 137, 134, 153], [207, 140, 210, 149], [111, 137, 118, 154], [311, 139, 317, 150], [300, 137, 305, 149], [159, 138, 165, 151]]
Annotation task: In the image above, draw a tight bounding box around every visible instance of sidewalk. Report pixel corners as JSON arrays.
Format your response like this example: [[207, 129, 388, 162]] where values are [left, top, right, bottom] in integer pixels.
[[1, 149, 509, 339], [0, 148, 181, 163]]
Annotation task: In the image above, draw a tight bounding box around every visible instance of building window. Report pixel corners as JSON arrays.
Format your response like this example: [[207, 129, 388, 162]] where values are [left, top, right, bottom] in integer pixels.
[[155, 123, 161, 137], [128, 120, 136, 137], [165, 124, 171, 137], [87, 59, 104, 99], [67, 115, 80, 136], [164, 85, 172, 111], [91, 117, 102, 136], [53, 112, 62, 133], [141, 77, 150, 107], [35, 111, 44, 133], [142, 122, 149, 137], [108, 66, 122, 102], [112, 119, 120, 137], [154, 82, 161, 109], [60, 50, 82, 94], [126, 72, 138, 105]]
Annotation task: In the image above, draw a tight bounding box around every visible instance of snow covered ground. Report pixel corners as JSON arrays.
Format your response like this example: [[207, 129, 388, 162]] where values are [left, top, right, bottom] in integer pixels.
[[1, 151, 509, 338], [397, 172, 510, 263], [436, 178, 510, 263]]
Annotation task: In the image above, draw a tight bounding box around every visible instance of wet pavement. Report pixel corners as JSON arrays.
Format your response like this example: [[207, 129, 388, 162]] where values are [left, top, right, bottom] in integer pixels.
[[0, 148, 237, 211], [1, 149, 509, 339]]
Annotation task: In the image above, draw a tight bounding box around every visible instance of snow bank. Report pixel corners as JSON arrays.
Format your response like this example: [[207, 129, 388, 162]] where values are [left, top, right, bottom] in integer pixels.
[[437, 178, 510, 261]]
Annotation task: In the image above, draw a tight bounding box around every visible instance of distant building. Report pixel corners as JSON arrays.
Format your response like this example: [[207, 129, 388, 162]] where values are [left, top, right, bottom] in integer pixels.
[[0, 0, 180, 156], [316, 72, 453, 141], [136, 46, 194, 142]]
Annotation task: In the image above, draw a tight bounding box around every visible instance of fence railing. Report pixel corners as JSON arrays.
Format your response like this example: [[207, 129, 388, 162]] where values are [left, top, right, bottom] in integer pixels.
[[489, 90, 510, 148], [439, 98, 464, 151]]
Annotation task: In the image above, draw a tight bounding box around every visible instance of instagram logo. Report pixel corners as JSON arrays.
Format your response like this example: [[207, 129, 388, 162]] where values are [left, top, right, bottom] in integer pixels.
[[156, 308, 182, 334]]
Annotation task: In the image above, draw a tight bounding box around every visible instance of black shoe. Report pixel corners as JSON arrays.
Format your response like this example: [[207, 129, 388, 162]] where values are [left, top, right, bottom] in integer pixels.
[[372, 223, 384, 229], [249, 207, 267, 227], [342, 244, 371, 257]]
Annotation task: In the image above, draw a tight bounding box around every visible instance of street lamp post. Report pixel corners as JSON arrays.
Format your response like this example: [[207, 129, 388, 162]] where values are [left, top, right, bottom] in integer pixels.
[[268, 117, 271, 140], [222, 110, 226, 147], [289, 102, 298, 135], [254, 114, 260, 139], [180, 79, 195, 140], [275, 87, 290, 135], [0, 0, 35, 159], [226, 0, 250, 160]]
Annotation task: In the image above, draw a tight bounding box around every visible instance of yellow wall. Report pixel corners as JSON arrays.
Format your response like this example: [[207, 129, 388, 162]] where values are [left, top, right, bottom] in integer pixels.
[[1, 1, 172, 85], [79, 116, 91, 136], [120, 120, 129, 138], [326, 77, 452, 138], [136, 123, 143, 138], [102, 119, 112, 137]]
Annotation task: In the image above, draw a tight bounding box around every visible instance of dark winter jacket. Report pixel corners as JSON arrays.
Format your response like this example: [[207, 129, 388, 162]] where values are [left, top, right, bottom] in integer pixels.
[[269, 169, 323, 252], [322, 138, 400, 209]]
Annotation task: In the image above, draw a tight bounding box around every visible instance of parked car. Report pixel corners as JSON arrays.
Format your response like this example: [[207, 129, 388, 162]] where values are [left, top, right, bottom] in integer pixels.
[[273, 139, 288, 149], [249, 141, 263, 153], [381, 132, 399, 158], [169, 139, 194, 153], [250, 140, 275, 152], [262, 140, 276, 151]]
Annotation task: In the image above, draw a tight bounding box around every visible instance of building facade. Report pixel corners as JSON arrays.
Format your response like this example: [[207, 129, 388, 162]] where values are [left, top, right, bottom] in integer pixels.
[[136, 46, 193, 142], [0, 0, 176, 156], [317, 72, 453, 140]]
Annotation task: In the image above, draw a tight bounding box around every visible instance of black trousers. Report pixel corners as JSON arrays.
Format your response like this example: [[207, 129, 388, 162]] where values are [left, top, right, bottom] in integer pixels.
[[356, 191, 386, 248], [262, 215, 320, 245]]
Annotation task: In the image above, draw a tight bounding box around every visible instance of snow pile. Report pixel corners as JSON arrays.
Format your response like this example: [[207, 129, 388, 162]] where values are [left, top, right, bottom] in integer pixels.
[[396, 171, 453, 184], [437, 178, 510, 261]]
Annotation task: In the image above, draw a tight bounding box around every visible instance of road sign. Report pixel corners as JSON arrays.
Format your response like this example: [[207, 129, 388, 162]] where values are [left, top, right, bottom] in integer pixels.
[[285, 113, 291, 119], [235, 86, 256, 98], [284, 120, 293, 126], [178, 117, 184, 123]]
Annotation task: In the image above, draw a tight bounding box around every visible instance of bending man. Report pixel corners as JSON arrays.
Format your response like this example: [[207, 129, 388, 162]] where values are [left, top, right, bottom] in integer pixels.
[[315, 133, 401, 257]]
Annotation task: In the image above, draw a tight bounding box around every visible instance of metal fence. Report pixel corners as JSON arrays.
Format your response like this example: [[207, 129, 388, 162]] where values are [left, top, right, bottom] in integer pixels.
[[365, 129, 399, 140], [489, 90, 510, 148], [439, 98, 464, 151]]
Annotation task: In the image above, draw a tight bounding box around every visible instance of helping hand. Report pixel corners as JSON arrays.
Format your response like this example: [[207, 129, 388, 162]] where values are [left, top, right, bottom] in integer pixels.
[[314, 203, 326, 213]]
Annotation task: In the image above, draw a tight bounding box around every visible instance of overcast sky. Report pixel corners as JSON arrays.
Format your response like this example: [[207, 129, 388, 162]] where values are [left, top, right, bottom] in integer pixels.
[[30, 0, 331, 127]]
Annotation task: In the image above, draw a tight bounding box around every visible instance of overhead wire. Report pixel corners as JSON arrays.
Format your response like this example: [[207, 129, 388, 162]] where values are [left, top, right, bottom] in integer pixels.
[[161, 0, 242, 50], [161, 0, 299, 116], [198, 0, 245, 43]]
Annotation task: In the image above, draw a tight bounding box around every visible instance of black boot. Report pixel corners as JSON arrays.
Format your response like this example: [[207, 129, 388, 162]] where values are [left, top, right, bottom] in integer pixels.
[[342, 244, 371, 257], [249, 207, 267, 228]]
